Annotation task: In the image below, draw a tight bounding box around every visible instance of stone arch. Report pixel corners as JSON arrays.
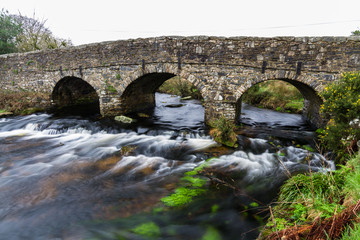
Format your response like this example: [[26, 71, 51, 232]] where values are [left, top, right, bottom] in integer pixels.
[[52, 76, 100, 115], [118, 68, 208, 115], [236, 71, 324, 127]]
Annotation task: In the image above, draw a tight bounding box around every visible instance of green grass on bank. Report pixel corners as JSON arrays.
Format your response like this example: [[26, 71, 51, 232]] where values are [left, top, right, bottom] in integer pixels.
[[261, 153, 360, 238], [158, 76, 202, 99], [341, 223, 360, 240], [242, 80, 304, 113]]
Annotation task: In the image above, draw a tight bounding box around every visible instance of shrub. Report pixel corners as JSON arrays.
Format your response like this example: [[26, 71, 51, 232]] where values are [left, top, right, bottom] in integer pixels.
[[319, 72, 360, 163], [209, 115, 238, 148]]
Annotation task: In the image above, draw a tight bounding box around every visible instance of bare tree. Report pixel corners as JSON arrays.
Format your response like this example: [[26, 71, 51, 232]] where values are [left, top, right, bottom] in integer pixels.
[[13, 11, 72, 52]]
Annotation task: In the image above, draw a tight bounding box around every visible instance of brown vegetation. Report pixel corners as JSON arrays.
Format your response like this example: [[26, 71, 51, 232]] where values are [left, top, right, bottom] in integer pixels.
[[263, 200, 360, 240], [0, 90, 51, 114]]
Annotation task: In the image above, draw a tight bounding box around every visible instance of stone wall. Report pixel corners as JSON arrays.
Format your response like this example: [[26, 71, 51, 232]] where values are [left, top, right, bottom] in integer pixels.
[[1, 36, 360, 126]]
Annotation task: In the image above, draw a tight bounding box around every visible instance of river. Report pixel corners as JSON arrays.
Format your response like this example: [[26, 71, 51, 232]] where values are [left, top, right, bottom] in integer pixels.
[[0, 93, 333, 240]]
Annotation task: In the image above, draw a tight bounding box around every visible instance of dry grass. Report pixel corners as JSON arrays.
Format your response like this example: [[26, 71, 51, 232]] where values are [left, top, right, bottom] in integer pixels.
[[263, 200, 360, 240], [0, 89, 51, 114]]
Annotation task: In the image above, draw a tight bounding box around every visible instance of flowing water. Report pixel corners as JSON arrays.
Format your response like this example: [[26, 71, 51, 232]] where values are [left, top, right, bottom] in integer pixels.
[[0, 93, 333, 240]]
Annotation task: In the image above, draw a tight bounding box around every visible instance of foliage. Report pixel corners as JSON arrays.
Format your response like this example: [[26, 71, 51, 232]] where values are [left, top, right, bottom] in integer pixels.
[[351, 29, 360, 36], [262, 154, 360, 237], [265, 166, 349, 234], [319, 72, 360, 163], [341, 223, 360, 240], [131, 221, 161, 238], [0, 9, 22, 54], [13, 12, 72, 52], [201, 226, 222, 240], [158, 76, 202, 99], [343, 154, 360, 201], [265, 217, 293, 232], [161, 187, 207, 207], [161, 161, 210, 207], [302, 145, 315, 152], [242, 80, 304, 113], [209, 116, 238, 147]]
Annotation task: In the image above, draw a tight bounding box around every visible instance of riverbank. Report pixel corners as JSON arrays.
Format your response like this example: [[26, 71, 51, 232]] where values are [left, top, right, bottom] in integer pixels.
[[159, 78, 304, 114], [158, 76, 202, 100], [259, 72, 360, 239], [241, 81, 304, 114], [259, 153, 360, 239], [0, 89, 51, 116]]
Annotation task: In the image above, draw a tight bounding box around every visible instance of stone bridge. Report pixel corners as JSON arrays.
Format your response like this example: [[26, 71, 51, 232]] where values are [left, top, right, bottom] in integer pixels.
[[1, 36, 360, 127]]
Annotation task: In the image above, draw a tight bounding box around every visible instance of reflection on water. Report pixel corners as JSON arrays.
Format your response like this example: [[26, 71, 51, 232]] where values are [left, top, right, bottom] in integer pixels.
[[0, 93, 332, 239]]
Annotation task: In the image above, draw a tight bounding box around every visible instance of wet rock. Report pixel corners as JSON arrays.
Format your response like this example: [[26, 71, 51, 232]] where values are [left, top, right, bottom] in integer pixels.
[[165, 104, 184, 108], [180, 96, 192, 100], [114, 115, 136, 124], [0, 112, 13, 117], [236, 135, 252, 150]]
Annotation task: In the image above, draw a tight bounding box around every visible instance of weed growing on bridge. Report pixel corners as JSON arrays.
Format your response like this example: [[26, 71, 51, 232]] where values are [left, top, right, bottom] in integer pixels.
[[105, 81, 117, 94]]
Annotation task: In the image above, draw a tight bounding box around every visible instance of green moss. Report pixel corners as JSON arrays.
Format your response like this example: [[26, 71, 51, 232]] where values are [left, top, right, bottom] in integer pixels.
[[302, 145, 315, 152], [201, 226, 222, 240], [131, 221, 160, 238], [20, 107, 44, 115], [161, 187, 206, 207], [161, 160, 212, 207], [105, 81, 117, 94], [26, 60, 34, 66]]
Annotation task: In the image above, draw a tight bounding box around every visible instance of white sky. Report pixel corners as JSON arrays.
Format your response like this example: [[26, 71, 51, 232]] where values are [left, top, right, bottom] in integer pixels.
[[3, 0, 360, 46]]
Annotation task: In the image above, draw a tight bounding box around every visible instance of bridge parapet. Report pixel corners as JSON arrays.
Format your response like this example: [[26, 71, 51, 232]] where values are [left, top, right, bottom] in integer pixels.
[[1, 36, 359, 127]]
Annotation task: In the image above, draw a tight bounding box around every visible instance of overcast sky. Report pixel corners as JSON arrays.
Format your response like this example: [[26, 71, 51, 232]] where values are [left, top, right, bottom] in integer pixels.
[[3, 0, 360, 45]]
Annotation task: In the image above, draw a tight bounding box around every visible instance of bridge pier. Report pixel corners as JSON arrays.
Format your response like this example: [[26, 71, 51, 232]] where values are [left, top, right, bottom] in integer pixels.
[[204, 101, 240, 124]]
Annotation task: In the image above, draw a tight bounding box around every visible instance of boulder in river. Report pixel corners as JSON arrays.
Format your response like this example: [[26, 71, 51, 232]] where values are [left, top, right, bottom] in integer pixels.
[[114, 115, 136, 124], [137, 113, 150, 118], [180, 96, 192, 100], [165, 104, 184, 108]]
